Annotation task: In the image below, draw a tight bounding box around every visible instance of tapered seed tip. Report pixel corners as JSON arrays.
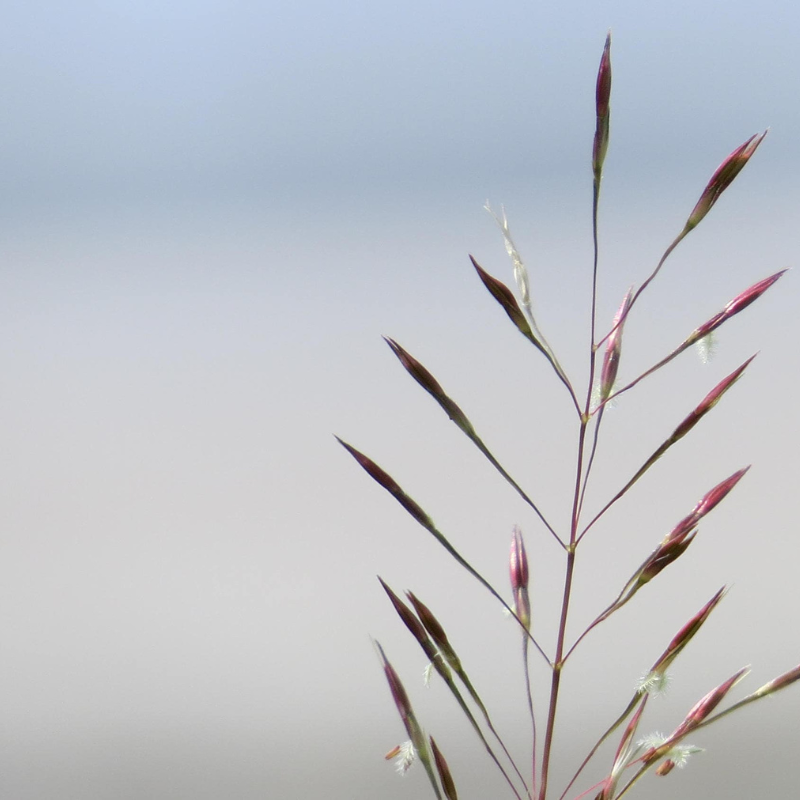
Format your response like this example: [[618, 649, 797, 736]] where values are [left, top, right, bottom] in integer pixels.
[[759, 663, 800, 695], [335, 436, 360, 458]]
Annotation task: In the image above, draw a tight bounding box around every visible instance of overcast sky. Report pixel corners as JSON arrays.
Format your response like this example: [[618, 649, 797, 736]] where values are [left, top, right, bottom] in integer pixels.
[[1, 2, 799, 799]]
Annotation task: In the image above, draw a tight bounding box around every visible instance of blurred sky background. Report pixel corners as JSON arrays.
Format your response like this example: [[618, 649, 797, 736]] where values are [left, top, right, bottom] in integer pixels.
[[1, 2, 799, 799]]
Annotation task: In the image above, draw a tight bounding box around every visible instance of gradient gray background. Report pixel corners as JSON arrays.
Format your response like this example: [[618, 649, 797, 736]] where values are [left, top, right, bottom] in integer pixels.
[[1, 2, 798, 798]]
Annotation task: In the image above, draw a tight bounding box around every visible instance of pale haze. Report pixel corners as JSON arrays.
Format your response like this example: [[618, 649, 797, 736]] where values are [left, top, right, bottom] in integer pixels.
[[1, 2, 799, 799]]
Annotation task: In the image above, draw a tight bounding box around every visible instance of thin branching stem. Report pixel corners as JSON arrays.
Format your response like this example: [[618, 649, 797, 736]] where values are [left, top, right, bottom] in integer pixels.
[[582, 177, 604, 522], [590, 177, 602, 354], [469, 432, 565, 548], [593, 342, 693, 414], [612, 763, 649, 800], [563, 583, 630, 663], [577, 405, 604, 521], [522, 637, 537, 798], [595, 232, 686, 351], [556, 694, 642, 800], [576, 437, 669, 544], [420, 521, 551, 665], [532, 334, 582, 418], [454, 669, 531, 799], [539, 171, 604, 800], [447, 673, 527, 799], [523, 309, 578, 416], [538, 545, 577, 800], [539, 368, 591, 798], [616, 677, 796, 800], [576, 180, 607, 519]]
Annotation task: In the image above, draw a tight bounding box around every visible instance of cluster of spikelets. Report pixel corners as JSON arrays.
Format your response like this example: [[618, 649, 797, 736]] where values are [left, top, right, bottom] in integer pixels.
[[337, 32, 799, 800]]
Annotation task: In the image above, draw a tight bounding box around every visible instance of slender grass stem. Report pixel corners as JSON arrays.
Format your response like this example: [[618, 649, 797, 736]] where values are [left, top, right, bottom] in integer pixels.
[[594, 336, 701, 414], [563, 584, 630, 663], [455, 669, 531, 799], [522, 637, 537, 798], [540, 171, 604, 800], [595, 233, 686, 351], [538, 548, 576, 800], [612, 762, 649, 800], [577, 406, 604, 521], [448, 673, 528, 799], [575, 179, 606, 520], [556, 693, 641, 800], [577, 434, 673, 544], [590, 177, 602, 354], [540, 407, 592, 798], [469, 432, 565, 548]]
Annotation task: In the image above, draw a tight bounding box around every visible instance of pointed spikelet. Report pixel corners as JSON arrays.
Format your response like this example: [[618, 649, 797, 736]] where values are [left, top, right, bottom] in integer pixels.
[[600, 287, 633, 401], [665, 467, 750, 547], [636, 530, 697, 586], [749, 663, 800, 699], [379, 645, 416, 734], [649, 587, 727, 678], [379, 578, 453, 682], [406, 592, 462, 673], [336, 438, 434, 529], [593, 31, 612, 179], [691, 467, 750, 519], [470, 255, 546, 354], [669, 357, 756, 443], [430, 737, 458, 800], [674, 667, 750, 735], [597, 699, 646, 799], [719, 269, 787, 317], [683, 270, 787, 348], [643, 668, 749, 765], [375, 642, 444, 798], [509, 525, 531, 630], [684, 132, 767, 232], [384, 338, 475, 436], [379, 578, 432, 650]]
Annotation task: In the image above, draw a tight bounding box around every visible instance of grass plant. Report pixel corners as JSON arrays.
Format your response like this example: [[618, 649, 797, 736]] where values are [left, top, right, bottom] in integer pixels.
[[337, 33, 798, 800]]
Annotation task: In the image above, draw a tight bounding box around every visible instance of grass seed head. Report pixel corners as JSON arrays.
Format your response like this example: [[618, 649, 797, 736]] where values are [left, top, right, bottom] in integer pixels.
[[685, 270, 786, 347], [752, 663, 800, 698], [638, 531, 697, 586], [430, 737, 458, 800], [665, 467, 750, 545], [336, 438, 434, 529], [509, 525, 531, 629], [384, 337, 475, 435], [470, 255, 541, 348], [670, 359, 755, 443], [692, 467, 750, 519], [593, 31, 612, 177], [406, 592, 462, 672], [600, 287, 634, 400], [379, 578, 431, 649], [650, 587, 727, 676], [684, 131, 767, 232], [669, 667, 750, 739]]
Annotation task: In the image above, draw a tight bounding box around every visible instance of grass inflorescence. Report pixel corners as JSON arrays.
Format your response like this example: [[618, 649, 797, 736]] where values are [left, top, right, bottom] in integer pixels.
[[338, 32, 797, 800]]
